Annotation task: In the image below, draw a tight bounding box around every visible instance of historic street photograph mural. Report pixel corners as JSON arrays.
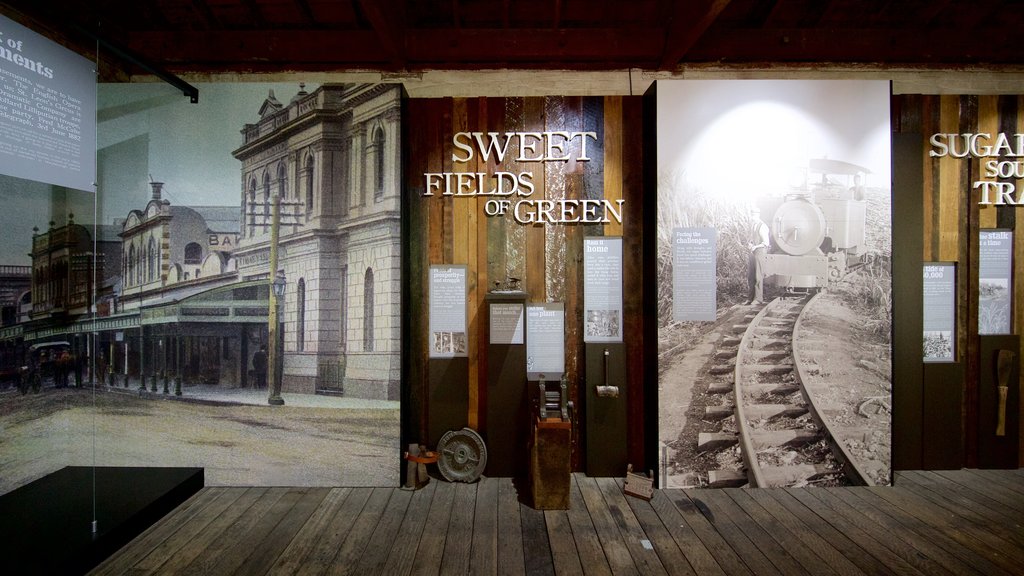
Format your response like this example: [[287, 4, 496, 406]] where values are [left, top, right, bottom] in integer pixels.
[[0, 82, 402, 493], [657, 80, 893, 488]]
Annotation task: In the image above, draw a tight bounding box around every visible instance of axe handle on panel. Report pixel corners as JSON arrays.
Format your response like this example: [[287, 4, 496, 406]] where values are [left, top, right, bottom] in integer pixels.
[[996, 386, 1008, 436], [995, 349, 1016, 437]]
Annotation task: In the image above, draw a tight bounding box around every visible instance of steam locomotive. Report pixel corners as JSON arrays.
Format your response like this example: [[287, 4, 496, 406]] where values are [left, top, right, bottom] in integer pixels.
[[757, 159, 869, 291]]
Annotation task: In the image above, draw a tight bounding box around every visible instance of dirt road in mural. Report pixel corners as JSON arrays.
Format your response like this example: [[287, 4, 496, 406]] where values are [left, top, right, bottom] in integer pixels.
[[0, 388, 399, 494]]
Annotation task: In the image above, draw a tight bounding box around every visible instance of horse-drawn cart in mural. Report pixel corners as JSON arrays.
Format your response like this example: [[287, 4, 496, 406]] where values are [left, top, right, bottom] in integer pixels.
[[17, 341, 73, 394]]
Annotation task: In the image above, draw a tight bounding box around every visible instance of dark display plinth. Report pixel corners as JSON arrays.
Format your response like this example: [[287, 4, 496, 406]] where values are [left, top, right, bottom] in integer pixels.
[[585, 342, 628, 476], [0, 466, 204, 575], [978, 335, 1020, 469], [922, 362, 964, 469], [485, 291, 529, 477]]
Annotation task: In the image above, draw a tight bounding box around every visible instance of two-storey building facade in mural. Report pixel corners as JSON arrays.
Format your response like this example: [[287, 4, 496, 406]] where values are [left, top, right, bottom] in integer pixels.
[[119, 181, 239, 309], [232, 83, 401, 400]]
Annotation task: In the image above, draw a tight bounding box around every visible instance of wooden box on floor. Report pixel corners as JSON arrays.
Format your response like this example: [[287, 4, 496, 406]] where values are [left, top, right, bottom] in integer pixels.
[[530, 417, 571, 509]]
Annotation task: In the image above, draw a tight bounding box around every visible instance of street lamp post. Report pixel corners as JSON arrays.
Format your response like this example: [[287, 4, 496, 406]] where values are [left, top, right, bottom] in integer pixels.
[[268, 192, 286, 406]]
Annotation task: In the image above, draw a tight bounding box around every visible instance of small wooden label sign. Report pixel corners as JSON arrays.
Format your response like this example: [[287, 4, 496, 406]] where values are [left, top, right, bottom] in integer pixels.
[[624, 464, 654, 500]]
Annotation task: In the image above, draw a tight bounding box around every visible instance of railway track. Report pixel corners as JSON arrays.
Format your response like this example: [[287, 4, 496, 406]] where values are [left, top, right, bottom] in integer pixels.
[[698, 293, 875, 488]]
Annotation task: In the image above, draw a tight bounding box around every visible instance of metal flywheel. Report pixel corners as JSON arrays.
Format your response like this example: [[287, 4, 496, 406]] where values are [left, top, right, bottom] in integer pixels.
[[437, 427, 488, 483]]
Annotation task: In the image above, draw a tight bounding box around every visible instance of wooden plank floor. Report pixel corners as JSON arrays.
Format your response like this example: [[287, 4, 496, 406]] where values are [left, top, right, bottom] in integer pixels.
[[90, 470, 1024, 575]]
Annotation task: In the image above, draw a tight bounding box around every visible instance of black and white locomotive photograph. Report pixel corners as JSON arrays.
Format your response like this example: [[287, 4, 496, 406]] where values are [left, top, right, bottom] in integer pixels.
[[656, 80, 893, 489]]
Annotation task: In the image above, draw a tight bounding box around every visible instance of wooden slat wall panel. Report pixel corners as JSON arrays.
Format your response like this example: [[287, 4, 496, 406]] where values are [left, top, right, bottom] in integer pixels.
[[1012, 97, 1024, 466], [977, 96, 1000, 229], [902, 94, 1024, 468], [621, 97, 647, 467], [406, 96, 646, 471], [937, 96, 963, 263]]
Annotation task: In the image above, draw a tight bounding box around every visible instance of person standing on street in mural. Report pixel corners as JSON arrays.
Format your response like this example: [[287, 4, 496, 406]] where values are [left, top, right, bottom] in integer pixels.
[[57, 349, 72, 388], [747, 206, 770, 305], [73, 351, 84, 387], [252, 345, 268, 389], [97, 350, 107, 385]]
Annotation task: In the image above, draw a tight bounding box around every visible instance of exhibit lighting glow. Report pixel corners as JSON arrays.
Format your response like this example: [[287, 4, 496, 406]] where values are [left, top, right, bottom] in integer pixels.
[[673, 101, 828, 207]]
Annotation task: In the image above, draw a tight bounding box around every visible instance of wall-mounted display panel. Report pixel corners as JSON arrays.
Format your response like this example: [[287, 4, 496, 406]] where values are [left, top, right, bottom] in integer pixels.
[[0, 14, 96, 192], [430, 265, 469, 357], [526, 303, 565, 381], [672, 227, 717, 321], [583, 236, 623, 343], [656, 79, 893, 489], [979, 229, 1013, 335], [489, 302, 524, 345], [923, 262, 957, 362]]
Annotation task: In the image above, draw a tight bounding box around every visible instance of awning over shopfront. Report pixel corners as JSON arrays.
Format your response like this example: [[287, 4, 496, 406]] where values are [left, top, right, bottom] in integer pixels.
[[9, 280, 270, 343]]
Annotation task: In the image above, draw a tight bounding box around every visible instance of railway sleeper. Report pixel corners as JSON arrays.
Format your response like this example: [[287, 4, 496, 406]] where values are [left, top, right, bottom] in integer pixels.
[[759, 339, 789, 350], [722, 336, 741, 347], [749, 429, 820, 450], [745, 351, 791, 363], [709, 364, 735, 375], [697, 432, 738, 452], [758, 464, 836, 486], [706, 469, 747, 488], [742, 364, 794, 375], [744, 404, 808, 420], [704, 405, 733, 421], [713, 350, 738, 360], [754, 328, 792, 338], [742, 382, 800, 396], [706, 382, 734, 395]]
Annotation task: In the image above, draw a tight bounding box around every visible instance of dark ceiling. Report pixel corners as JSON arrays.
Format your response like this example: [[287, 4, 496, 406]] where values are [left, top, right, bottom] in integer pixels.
[[4, 0, 1024, 78]]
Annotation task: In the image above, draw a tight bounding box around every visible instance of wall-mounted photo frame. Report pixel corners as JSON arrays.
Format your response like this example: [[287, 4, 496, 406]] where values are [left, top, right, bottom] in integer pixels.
[[923, 262, 957, 362]]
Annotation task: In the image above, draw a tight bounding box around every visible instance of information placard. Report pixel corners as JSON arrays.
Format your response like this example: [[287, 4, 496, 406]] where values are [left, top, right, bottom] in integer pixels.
[[526, 303, 564, 380], [429, 265, 468, 358], [923, 262, 956, 362], [672, 227, 717, 321], [0, 15, 96, 192], [490, 302, 524, 345], [978, 229, 1013, 335], [583, 236, 623, 342]]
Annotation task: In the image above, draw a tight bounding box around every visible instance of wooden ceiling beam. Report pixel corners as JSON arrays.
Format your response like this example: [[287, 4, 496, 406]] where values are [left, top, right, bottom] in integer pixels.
[[658, 0, 732, 70], [241, 0, 265, 27], [294, 0, 316, 25], [686, 27, 1024, 63], [189, 0, 220, 29], [126, 27, 666, 68], [356, 0, 406, 68]]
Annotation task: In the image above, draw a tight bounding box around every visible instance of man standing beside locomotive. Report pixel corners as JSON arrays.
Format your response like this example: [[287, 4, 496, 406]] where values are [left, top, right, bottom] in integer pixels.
[[747, 206, 770, 305]]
